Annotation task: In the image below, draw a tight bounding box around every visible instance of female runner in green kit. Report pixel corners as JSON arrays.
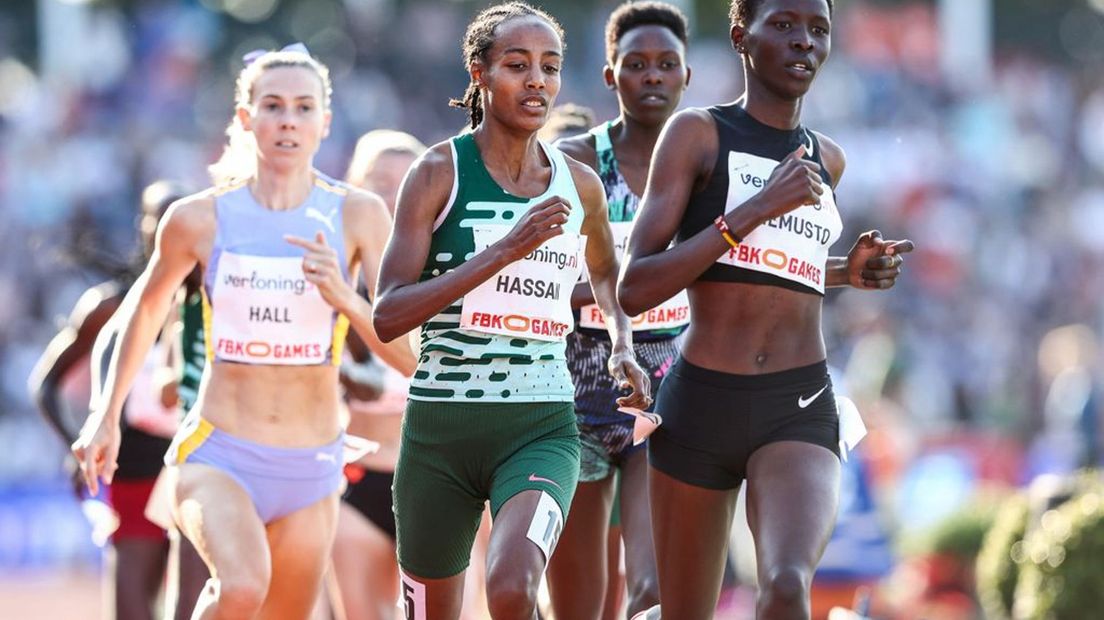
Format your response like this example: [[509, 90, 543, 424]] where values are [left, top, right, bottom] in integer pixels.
[[372, 3, 651, 619]]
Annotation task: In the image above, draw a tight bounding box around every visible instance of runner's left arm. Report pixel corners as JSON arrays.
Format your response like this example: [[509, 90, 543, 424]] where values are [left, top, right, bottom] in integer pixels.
[[810, 133, 915, 289], [573, 160, 652, 409]]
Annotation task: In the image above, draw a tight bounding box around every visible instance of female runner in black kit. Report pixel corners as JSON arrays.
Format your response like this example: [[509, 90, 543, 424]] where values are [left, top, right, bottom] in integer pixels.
[[618, 0, 913, 618]]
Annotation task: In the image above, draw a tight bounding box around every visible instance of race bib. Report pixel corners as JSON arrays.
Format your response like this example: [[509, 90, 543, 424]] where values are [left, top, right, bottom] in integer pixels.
[[209, 252, 334, 364], [578, 221, 690, 331], [460, 226, 586, 342], [718, 150, 841, 293]]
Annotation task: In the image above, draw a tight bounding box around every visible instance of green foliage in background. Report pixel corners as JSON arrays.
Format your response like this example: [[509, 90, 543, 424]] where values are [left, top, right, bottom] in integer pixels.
[[902, 488, 1010, 561], [1013, 473, 1104, 620], [976, 493, 1030, 620]]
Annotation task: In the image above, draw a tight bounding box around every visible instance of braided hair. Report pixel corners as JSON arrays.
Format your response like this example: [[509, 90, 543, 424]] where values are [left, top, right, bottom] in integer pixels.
[[729, 0, 833, 26], [449, 2, 564, 130]]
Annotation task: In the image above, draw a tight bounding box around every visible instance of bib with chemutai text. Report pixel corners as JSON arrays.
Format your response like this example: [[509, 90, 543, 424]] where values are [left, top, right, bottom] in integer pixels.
[[717, 151, 842, 294], [460, 223, 586, 342], [209, 251, 336, 365]]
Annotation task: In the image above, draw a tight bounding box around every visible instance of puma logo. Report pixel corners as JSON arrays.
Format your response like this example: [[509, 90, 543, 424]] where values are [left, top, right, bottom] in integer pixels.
[[305, 207, 338, 234]]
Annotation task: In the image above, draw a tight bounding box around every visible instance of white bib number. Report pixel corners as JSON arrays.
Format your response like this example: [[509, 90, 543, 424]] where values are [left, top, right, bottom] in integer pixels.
[[460, 226, 585, 342], [578, 221, 690, 331], [209, 252, 333, 364], [718, 151, 841, 294]]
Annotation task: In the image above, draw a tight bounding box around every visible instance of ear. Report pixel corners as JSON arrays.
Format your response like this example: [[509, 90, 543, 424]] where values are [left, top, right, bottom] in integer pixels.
[[470, 61, 486, 89], [684, 64, 693, 89], [731, 23, 747, 54], [322, 108, 333, 139], [236, 105, 253, 131], [603, 64, 615, 90]]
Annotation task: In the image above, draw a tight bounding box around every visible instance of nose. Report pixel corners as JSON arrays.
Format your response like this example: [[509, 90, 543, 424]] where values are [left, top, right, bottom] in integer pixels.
[[525, 66, 546, 90], [791, 28, 814, 52], [280, 109, 297, 129], [643, 67, 663, 85]]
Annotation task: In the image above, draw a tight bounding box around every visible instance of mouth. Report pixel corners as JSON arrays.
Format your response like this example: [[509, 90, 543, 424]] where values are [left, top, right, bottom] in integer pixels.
[[520, 96, 547, 111], [785, 61, 816, 79], [275, 140, 300, 150], [639, 93, 669, 105]]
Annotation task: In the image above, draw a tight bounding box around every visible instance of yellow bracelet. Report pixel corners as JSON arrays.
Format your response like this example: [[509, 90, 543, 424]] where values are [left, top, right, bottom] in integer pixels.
[[713, 216, 741, 249]]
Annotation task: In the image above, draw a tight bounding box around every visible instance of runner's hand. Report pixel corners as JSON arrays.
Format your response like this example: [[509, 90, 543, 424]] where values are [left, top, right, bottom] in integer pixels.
[[496, 195, 572, 263], [286, 231, 356, 312], [752, 145, 824, 221], [609, 348, 652, 410], [71, 413, 121, 496], [845, 230, 915, 289]]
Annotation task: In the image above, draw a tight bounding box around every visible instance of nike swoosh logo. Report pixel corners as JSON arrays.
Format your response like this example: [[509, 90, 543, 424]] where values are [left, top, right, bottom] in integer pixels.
[[797, 385, 827, 409], [315, 452, 336, 463], [528, 473, 562, 490], [804, 130, 815, 156]]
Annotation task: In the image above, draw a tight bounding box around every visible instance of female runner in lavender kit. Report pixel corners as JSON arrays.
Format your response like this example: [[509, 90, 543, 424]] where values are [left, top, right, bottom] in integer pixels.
[[72, 45, 415, 620]]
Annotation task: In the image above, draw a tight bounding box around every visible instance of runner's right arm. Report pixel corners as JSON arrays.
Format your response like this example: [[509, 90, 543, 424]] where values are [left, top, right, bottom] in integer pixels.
[[72, 196, 210, 493], [373, 144, 571, 342]]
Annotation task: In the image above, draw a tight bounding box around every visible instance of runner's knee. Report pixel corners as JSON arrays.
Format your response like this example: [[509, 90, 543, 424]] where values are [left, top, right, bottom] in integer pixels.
[[759, 564, 810, 610], [486, 563, 539, 618], [214, 569, 270, 617]]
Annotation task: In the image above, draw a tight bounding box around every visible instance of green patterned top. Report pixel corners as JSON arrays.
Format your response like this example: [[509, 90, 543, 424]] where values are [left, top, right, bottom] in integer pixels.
[[177, 291, 206, 412], [408, 133, 585, 403]]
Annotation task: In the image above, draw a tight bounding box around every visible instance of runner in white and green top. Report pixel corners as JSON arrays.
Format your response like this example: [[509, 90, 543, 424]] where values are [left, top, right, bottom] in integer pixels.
[[372, 3, 651, 618]]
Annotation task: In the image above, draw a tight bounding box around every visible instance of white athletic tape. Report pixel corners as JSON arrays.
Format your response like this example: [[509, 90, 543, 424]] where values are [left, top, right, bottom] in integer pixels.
[[525, 491, 564, 562], [399, 570, 427, 620]]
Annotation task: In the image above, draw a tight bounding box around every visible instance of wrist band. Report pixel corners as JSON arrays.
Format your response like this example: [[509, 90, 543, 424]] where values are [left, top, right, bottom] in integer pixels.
[[713, 216, 741, 249]]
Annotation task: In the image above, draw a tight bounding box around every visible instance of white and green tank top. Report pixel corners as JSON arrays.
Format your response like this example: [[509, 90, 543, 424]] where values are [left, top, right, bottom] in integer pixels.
[[408, 133, 585, 403]]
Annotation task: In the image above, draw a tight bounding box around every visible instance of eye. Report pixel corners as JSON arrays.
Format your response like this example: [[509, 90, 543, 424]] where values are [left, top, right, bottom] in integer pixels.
[[265, 103, 280, 111], [509, 62, 527, 71], [774, 20, 791, 31], [628, 60, 645, 70], [544, 64, 560, 74], [661, 60, 679, 70], [813, 26, 830, 36], [299, 104, 313, 112]]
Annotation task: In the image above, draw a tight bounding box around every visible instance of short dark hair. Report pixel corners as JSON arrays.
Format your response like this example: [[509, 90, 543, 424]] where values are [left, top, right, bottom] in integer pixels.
[[605, 1, 689, 64], [729, 0, 834, 27], [449, 2, 565, 129]]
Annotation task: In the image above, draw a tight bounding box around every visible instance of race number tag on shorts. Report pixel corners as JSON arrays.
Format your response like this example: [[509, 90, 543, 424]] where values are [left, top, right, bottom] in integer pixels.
[[209, 252, 334, 364], [526, 491, 565, 562], [578, 222, 690, 331], [399, 570, 427, 620], [835, 396, 867, 462], [461, 226, 586, 342]]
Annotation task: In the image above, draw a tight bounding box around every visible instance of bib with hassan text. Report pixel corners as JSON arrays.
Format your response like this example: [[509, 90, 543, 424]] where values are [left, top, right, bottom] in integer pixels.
[[460, 222, 586, 342]]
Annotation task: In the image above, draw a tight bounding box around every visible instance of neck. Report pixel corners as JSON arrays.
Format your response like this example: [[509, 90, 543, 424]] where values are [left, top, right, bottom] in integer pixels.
[[611, 113, 665, 160], [739, 71, 803, 130], [473, 121, 543, 184], [250, 163, 315, 211]]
